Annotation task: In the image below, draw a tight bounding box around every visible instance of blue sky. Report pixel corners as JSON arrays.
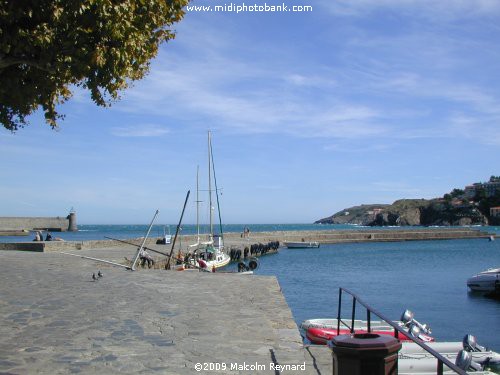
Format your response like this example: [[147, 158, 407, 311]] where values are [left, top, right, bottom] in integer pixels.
[[1, 0, 500, 224]]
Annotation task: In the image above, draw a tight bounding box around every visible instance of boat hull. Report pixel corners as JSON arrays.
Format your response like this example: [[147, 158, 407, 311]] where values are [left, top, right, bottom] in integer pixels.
[[284, 241, 320, 248], [306, 326, 434, 345], [467, 268, 500, 292], [192, 251, 230, 270], [205, 253, 231, 270], [301, 318, 391, 331], [301, 318, 433, 345], [399, 342, 500, 374]]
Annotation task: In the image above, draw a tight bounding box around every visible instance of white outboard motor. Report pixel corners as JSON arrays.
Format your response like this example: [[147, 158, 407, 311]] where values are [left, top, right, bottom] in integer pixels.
[[401, 309, 414, 325], [408, 324, 421, 339], [401, 309, 432, 335], [456, 350, 484, 372], [463, 334, 487, 352]]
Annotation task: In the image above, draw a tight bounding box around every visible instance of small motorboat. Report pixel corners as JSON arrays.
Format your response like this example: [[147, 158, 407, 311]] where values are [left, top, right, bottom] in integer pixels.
[[306, 325, 434, 345], [301, 318, 394, 331], [467, 268, 500, 292], [302, 310, 434, 345], [284, 241, 320, 249], [398, 335, 500, 374]]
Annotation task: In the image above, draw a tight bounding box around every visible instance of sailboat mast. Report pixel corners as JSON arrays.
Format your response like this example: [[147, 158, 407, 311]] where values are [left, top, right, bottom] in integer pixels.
[[210, 133, 224, 240], [196, 165, 200, 244], [208, 131, 213, 240]]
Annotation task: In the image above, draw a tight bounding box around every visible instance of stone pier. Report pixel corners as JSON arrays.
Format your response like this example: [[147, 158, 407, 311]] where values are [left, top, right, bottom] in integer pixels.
[[0, 247, 330, 374], [0, 227, 494, 252], [0, 212, 77, 233]]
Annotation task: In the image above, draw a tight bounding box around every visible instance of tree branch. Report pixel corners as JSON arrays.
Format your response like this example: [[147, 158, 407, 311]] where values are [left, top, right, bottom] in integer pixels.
[[0, 55, 55, 73]]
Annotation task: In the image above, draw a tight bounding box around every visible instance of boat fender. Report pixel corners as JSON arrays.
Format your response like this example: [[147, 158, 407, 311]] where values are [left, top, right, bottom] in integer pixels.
[[198, 259, 207, 269], [248, 259, 259, 271], [238, 262, 249, 272], [463, 334, 487, 352], [456, 350, 484, 371]]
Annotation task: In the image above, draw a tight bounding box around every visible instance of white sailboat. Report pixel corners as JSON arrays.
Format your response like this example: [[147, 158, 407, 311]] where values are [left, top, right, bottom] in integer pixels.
[[190, 131, 230, 271]]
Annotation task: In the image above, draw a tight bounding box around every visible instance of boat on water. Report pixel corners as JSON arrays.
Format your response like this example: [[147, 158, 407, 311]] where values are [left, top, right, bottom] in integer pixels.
[[284, 241, 320, 249], [301, 310, 433, 345], [195, 235, 230, 270], [305, 324, 433, 345], [467, 268, 500, 292], [187, 132, 230, 271], [397, 335, 500, 374], [305, 312, 500, 373]]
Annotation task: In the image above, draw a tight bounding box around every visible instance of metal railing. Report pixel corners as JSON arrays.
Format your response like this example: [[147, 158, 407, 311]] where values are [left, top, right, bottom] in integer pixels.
[[336, 287, 468, 375]]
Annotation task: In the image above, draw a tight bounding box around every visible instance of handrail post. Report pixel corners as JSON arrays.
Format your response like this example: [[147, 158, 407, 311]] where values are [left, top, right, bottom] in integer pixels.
[[367, 310, 371, 332], [351, 296, 356, 333], [337, 288, 342, 335], [437, 359, 444, 375]]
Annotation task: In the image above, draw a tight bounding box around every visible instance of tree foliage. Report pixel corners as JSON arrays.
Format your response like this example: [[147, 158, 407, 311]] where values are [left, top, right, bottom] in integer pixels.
[[0, 0, 189, 131], [450, 188, 464, 198]]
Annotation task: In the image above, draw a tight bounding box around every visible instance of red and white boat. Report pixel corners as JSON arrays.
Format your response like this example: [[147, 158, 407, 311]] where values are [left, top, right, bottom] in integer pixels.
[[301, 310, 434, 345], [305, 325, 434, 345]]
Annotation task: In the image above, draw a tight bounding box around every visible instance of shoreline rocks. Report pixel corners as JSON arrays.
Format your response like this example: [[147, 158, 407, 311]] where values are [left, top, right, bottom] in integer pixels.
[[316, 199, 490, 227]]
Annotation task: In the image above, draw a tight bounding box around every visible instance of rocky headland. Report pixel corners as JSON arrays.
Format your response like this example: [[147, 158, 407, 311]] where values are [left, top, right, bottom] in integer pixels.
[[315, 199, 486, 226], [316, 177, 500, 227]]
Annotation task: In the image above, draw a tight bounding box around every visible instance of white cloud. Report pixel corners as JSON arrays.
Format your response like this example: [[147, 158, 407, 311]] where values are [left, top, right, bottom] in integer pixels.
[[449, 114, 500, 146], [321, 0, 500, 19], [110, 124, 170, 137], [86, 5, 500, 147], [112, 48, 388, 140], [284, 73, 337, 88], [323, 143, 390, 153]]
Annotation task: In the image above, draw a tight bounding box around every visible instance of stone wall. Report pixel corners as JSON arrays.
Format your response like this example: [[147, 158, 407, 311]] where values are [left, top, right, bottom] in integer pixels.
[[0, 228, 494, 252], [0, 216, 72, 232]]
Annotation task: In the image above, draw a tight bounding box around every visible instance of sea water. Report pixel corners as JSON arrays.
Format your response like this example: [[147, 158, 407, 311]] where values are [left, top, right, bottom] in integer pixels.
[[251, 238, 500, 350]]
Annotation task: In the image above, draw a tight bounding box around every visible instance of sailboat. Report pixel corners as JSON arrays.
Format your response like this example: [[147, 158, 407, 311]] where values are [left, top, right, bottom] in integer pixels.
[[189, 131, 230, 271]]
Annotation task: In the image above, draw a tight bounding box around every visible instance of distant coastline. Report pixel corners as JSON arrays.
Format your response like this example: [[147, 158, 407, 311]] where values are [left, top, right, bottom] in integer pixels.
[[316, 177, 500, 227]]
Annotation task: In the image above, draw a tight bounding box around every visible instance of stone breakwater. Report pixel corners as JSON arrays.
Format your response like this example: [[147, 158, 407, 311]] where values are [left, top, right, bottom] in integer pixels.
[[0, 227, 494, 252], [0, 213, 77, 233], [268, 227, 495, 244]]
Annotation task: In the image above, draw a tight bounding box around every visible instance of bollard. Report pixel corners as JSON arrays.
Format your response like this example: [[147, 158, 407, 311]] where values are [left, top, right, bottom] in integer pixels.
[[329, 333, 402, 375]]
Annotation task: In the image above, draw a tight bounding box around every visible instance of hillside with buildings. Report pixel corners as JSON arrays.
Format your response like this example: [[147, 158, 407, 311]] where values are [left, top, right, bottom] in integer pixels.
[[316, 176, 500, 226]]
